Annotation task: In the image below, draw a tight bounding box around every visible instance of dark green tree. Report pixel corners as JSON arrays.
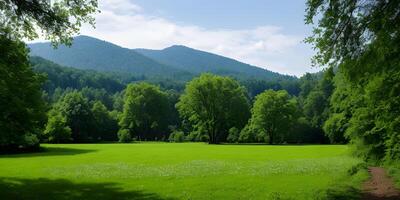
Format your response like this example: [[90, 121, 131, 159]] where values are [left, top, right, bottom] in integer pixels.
[[119, 83, 170, 141], [0, 36, 46, 151], [303, 68, 334, 128], [91, 101, 118, 141], [0, 0, 97, 151], [306, 0, 400, 160], [247, 90, 297, 144], [43, 110, 72, 143], [57, 91, 94, 142], [177, 74, 250, 144], [1, 0, 98, 44]]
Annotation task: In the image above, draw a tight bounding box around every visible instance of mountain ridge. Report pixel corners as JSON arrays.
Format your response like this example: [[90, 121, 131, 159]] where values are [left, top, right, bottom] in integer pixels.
[[29, 35, 296, 81]]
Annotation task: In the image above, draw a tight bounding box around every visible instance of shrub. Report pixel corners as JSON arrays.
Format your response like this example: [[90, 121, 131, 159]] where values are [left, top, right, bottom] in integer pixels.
[[168, 131, 185, 142], [227, 127, 240, 143], [118, 129, 132, 143], [44, 111, 72, 143], [21, 134, 40, 150]]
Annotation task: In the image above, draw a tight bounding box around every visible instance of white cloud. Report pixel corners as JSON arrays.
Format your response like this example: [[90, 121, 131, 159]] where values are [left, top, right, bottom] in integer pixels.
[[77, 0, 317, 76]]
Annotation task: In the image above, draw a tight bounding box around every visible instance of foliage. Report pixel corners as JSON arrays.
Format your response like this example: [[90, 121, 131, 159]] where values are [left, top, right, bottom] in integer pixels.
[[117, 129, 132, 143], [0, 35, 46, 151], [56, 91, 94, 142], [91, 101, 118, 141], [44, 110, 72, 143], [0, 0, 98, 45], [247, 90, 297, 144], [323, 113, 348, 144], [226, 127, 240, 143], [1, 0, 98, 151], [177, 74, 250, 144], [119, 83, 170, 141], [31, 56, 125, 96], [168, 130, 185, 143], [306, 0, 400, 160]]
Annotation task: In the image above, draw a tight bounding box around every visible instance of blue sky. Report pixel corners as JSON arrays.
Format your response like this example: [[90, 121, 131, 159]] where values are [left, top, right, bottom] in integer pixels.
[[133, 0, 309, 32], [78, 0, 319, 76]]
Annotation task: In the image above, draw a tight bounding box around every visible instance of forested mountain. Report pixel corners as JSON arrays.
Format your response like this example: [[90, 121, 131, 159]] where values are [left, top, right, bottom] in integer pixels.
[[29, 35, 295, 81], [28, 36, 189, 77], [31, 56, 126, 94], [135, 45, 293, 80]]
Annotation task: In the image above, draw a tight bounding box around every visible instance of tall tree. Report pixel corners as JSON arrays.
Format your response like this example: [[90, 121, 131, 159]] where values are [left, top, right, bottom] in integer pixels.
[[57, 91, 94, 142], [119, 83, 170, 141], [0, 0, 97, 151], [177, 74, 250, 144], [306, 0, 400, 160], [91, 101, 118, 141], [43, 110, 72, 143], [0, 35, 46, 151], [247, 90, 297, 144]]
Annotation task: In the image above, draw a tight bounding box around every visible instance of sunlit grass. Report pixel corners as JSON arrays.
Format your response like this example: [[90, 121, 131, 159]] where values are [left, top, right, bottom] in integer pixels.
[[0, 143, 363, 199]]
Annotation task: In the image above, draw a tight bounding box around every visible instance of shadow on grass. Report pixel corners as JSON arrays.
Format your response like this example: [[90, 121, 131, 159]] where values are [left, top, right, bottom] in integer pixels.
[[0, 177, 175, 200], [0, 147, 96, 158]]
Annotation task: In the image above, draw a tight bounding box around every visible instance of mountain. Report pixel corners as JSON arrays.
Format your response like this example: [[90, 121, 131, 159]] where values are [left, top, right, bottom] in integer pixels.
[[135, 45, 293, 80], [29, 35, 295, 80], [28, 36, 189, 77]]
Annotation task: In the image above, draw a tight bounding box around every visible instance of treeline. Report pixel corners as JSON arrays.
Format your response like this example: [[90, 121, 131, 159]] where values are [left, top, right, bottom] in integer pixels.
[[32, 56, 336, 145]]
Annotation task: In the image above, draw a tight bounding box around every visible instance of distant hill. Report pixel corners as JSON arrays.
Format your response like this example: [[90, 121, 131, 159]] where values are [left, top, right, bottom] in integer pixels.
[[135, 45, 293, 80], [29, 36, 189, 78], [29, 35, 295, 81]]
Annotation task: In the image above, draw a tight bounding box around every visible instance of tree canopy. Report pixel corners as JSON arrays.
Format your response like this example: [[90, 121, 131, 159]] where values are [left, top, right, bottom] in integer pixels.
[[177, 74, 250, 144], [119, 83, 170, 141], [1, 0, 98, 44], [306, 0, 400, 161], [245, 90, 297, 144], [0, 35, 46, 151]]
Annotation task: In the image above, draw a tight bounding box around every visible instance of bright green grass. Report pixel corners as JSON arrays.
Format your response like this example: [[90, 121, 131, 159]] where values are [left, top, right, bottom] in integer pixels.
[[0, 143, 362, 199]]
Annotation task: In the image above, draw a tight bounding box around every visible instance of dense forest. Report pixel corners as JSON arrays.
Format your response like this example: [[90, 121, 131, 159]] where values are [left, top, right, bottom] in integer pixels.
[[28, 55, 331, 145]]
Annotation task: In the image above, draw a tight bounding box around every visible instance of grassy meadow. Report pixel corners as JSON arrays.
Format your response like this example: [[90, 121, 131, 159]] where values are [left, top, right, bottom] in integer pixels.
[[0, 143, 366, 199]]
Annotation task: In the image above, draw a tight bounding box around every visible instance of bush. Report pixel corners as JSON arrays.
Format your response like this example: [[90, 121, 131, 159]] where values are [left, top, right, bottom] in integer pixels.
[[168, 131, 185, 142], [227, 127, 240, 143], [21, 134, 40, 150], [118, 129, 132, 143], [238, 124, 256, 143], [44, 111, 72, 143]]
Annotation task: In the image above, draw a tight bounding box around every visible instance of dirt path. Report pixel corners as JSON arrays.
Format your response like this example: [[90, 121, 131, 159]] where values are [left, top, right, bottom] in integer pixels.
[[362, 167, 400, 200]]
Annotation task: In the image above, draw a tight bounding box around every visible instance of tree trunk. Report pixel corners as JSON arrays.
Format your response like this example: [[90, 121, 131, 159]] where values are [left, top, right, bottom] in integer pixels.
[[269, 132, 274, 145]]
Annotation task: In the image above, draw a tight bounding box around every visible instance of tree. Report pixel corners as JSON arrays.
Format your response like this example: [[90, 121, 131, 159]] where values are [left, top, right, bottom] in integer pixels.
[[0, 0, 97, 151], [226, 127, 240, 143], [91, 101, 118, 141], [118, 129, 132, 143], [57, 91, 94, 142], [1, 0, 98, 44], [323, 113, 348, 144], [248, 90, 297, 144], [0, 35, 46, 151], [177, 74, 250, 144], [44, 110, 72, 143], [119, 83, 170, 141], [306, 0, 400, 160], [303, 68, 335, 128]]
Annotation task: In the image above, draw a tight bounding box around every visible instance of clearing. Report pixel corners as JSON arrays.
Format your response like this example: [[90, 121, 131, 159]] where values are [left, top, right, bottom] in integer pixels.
[[0, 143, 363, 199]]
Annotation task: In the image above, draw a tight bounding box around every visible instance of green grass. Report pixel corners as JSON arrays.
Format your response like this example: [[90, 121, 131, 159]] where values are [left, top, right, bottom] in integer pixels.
[[0, 143, 364, 199]]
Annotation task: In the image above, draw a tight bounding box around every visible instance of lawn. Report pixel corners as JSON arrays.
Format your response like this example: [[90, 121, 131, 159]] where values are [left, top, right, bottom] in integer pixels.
[[0, 143, 363, 199]]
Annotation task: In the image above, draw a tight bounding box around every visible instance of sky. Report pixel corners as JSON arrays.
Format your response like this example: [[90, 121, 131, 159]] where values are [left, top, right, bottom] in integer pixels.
[[76, 0, 319, 76]]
